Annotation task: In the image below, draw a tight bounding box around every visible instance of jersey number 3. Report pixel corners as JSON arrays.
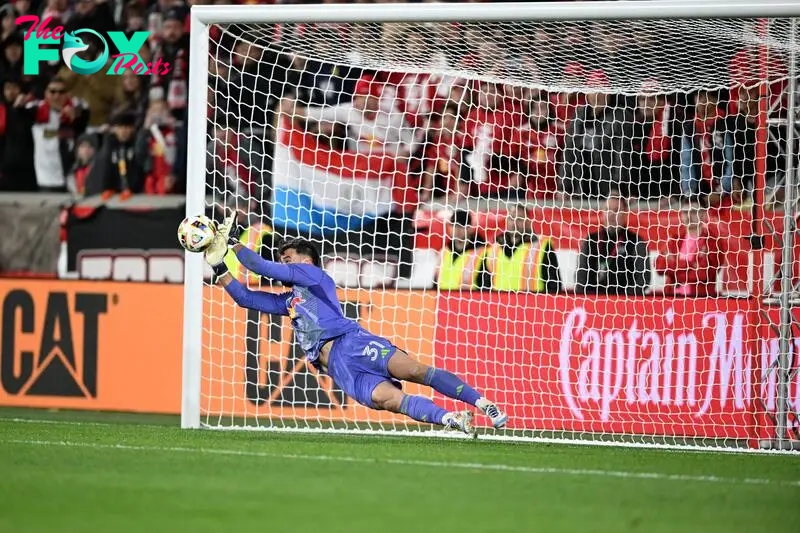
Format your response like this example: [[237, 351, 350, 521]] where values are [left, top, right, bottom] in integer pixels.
[[362, 341, 384, 362]]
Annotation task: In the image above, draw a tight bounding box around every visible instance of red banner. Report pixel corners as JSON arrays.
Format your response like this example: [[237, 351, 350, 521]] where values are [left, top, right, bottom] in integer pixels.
[[435, 294, 766, 441], [757, 307, 800, 439]]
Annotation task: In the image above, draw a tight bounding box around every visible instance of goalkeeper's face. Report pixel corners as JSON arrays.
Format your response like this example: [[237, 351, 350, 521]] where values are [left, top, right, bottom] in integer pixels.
[[280, 249, 314, 266]]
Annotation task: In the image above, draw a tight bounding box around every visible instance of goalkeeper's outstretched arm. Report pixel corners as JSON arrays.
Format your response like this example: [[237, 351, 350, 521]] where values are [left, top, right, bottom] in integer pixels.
[[231, 243, 322, 287], [203, 211, 320, 289], [216, 272, 289, 315]]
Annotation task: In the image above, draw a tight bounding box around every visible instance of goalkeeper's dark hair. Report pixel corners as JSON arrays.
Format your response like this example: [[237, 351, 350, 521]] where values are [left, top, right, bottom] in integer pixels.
[[278, 238, 322, 267]]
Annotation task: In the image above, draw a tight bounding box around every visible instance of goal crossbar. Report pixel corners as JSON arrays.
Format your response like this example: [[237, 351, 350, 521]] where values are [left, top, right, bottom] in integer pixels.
[[190, 1, 800, 25]]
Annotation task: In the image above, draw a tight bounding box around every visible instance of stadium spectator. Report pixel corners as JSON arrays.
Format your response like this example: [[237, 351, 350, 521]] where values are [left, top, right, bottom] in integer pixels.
[[440, 77, 470, 117], [226, 38, 290, 192], [121, 1, 147, 37], [0, 76, 36, 191], [487, 154, 528, 201], [12, 0, 33, 28], [58, 45, 119, 128], [287, 26, 361, 108], [679, 88, 751, 206], [282, 74, 417, 159], [437, 209, 490, 290], [0, 4, 17, 43], [64, 0, 116, 43], [146, 0, 178, 38], [384, 25, 449, 129], [66, 132, 97, 196], [485, 205, 561, 293], [229, 38, 290, 129], [41, 0, 71, 28], [85, 110, 145, 198], [138, 97, 178, 194], [0, 33, 25, 86], [111, 69, 149, 127], [732, 84, 778, 195], [620, 80, 681, 201], [289, 53, 360, 109], [419, 102, 466, 201], [459, 80, 522, 197], [729, 31, 787, 116], [559, 70, 624, 199], [26, 76, 90, 192], [207, 124, 256, 210], [169, 118, 188, 194], [550, 62, 585, 148], [509, 92, 558, 197], [575, 191, 651, 296], [655, 196, 749, 297], [151, 7, 189, 121]]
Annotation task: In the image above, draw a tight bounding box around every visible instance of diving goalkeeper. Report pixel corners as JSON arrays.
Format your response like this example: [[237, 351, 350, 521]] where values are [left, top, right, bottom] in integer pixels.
[[205, 215, 508, 436]]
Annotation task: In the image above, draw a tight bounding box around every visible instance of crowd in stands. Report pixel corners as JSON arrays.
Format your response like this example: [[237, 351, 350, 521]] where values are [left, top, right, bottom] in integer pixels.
[[0, 0, 786, 210], [0, 0, 786, 295], [439, 191, 751, 297], [0, 0, 191, 196]]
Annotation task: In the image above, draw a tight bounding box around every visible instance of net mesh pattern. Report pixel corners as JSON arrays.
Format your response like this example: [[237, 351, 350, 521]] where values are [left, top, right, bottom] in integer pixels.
[[197, 14, 800, 448], [224, 19, 798, 93]]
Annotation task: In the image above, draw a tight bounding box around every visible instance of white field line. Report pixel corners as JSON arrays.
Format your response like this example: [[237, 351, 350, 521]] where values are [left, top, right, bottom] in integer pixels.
[[2, 417, 130, 427], [4, 438, 799, 488], [4, 416, 800, 456]]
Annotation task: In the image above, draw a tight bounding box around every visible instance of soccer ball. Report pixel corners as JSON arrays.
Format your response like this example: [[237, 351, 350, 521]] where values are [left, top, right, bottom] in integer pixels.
[[177, 215, 217, 253]]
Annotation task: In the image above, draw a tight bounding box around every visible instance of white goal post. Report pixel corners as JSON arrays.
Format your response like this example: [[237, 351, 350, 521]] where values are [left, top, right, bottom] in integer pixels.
[[182, 0, 800, 451]]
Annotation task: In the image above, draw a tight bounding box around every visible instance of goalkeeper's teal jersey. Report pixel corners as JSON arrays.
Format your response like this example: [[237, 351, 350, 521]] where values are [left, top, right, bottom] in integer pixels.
[[223, 247, 360, 366]]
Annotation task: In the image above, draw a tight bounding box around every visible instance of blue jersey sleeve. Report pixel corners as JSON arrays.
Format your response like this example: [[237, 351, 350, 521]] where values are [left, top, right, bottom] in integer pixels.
[[223, 278, 290, 315], [235, 247, 324, 287]]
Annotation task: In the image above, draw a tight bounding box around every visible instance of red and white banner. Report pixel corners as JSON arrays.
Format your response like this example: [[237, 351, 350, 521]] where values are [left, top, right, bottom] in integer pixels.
[[435, 294, 799, 443], [272, 119, 400, 233]]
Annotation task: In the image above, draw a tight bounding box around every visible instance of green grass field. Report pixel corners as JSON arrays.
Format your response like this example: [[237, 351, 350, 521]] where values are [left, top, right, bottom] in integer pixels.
[[0, 408, 798, 533]]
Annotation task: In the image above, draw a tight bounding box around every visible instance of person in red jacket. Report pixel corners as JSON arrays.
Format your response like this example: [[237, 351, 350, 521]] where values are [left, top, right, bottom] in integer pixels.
[[655, 197, 748, 297]]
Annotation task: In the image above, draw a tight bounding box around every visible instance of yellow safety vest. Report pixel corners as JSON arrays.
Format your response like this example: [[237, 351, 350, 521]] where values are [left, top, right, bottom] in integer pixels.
[[487, 238, 552, 292], [225, 223, 273, 286], [438, 247, 487, 290]]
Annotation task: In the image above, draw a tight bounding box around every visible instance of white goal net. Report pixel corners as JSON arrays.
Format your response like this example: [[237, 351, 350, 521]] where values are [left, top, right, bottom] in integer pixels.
[[187, 3, 800, 450]]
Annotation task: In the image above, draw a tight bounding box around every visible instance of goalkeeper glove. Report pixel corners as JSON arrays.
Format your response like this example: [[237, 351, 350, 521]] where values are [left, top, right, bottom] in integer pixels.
[[204, 233, 229, 276], [204, 211, 243, 277], [217, 211, 242, 246]]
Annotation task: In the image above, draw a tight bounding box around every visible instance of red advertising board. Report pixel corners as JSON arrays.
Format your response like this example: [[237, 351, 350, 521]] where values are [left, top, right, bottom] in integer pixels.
[[2, 278, 796, 443], [757, 307, 800, 439], [435, 293, 768, 441]]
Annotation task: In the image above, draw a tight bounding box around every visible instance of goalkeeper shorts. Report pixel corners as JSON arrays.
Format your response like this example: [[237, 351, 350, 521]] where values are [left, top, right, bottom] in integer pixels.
[[327, 328, 400, 408]]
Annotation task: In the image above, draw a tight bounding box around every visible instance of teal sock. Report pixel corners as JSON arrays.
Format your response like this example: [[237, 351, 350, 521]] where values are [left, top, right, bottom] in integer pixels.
[[423, 368, 481, 406], [399, 395, 449, 426]]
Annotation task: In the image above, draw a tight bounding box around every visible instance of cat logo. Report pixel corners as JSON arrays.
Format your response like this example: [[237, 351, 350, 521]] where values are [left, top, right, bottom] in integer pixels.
[[1, 290, 107, 398]]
